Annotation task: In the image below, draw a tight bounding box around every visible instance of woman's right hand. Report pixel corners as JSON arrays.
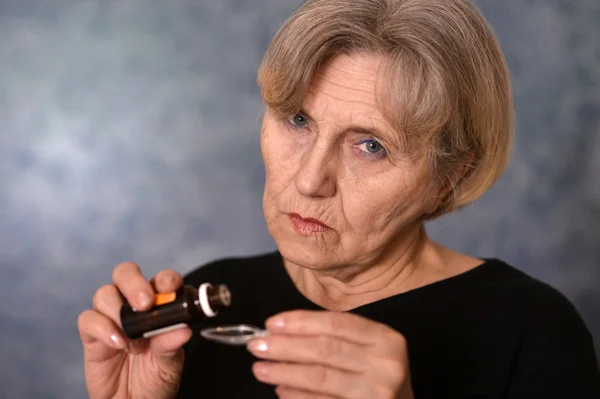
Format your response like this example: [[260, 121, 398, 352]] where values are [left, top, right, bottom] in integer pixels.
[[77, 262, 192, 399]]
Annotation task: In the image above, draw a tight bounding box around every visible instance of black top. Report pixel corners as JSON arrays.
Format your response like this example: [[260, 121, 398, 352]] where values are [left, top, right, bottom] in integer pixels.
[[176, 252, 600, 398]]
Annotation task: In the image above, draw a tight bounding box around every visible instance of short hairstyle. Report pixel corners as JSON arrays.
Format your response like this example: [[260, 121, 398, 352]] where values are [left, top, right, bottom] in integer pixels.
[[257, 0, 514, 219]]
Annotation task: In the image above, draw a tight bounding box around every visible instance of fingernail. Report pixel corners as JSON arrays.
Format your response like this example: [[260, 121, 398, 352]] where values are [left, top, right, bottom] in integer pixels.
[[110, 334, 124, 349], [267, 316, 285, 330], [248, 339, 269, 352], [138, 292, 152, 308], [253, 362, 270, 376]]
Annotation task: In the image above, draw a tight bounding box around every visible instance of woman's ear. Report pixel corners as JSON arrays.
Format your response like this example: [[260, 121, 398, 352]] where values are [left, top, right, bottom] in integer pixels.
[[424, 152, 476, 216]]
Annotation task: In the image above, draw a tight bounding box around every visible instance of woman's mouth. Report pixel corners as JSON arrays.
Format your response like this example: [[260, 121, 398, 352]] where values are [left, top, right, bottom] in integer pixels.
[[288, 213, 330, 235]]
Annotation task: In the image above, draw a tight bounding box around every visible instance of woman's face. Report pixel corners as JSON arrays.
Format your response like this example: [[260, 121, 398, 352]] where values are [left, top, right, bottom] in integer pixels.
[[261, 53, 437, 270]]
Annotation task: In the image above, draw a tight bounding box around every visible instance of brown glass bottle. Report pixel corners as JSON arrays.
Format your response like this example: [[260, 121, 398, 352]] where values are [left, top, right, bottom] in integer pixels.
[[120, 283, 231, 339]]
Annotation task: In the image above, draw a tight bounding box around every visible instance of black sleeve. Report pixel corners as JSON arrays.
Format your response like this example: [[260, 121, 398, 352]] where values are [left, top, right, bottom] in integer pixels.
[[182, 258, 224, 287], [175, 260, 225, 399], [505, 289, 600, 398]]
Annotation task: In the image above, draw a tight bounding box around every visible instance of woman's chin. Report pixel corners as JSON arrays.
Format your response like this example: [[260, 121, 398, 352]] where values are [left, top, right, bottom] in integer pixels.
[[275, 239, 340, 271]]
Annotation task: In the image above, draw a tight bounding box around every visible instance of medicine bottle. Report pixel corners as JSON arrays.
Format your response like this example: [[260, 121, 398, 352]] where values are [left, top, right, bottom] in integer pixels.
[[120, 283, 231, 339]]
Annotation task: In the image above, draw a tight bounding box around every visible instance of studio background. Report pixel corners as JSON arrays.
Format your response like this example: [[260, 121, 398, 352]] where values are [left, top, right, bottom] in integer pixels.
[[0, 0, 598, 397]]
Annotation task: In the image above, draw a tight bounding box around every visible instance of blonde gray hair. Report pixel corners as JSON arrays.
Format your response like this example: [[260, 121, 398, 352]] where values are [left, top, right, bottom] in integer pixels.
[[257, 0, 514, 219]]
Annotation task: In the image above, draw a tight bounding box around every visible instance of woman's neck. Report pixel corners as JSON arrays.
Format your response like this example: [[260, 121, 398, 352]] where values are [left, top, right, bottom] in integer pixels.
[[283, 226, 482, 311]]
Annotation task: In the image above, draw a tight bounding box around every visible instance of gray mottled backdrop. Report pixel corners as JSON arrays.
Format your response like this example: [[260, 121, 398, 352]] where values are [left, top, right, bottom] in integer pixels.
[[0, 0, 598, 397]]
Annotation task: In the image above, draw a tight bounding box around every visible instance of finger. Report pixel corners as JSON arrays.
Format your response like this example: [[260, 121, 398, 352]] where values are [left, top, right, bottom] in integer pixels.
[[91, 285, 159, 355], [112, 261, 155, 311], [149, 326, 193, 362], [247, 335, 366, 373], [149, 269, 184, 293], [266, 310, 392, 346], [78, 310, 127, 356], [92, 284, 125, 328], [252, 361, 361, 398], [275, 386, 339, 399]]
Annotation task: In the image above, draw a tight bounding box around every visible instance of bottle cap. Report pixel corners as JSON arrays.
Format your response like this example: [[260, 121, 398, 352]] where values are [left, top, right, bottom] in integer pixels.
[[199, 283, 231, 317]]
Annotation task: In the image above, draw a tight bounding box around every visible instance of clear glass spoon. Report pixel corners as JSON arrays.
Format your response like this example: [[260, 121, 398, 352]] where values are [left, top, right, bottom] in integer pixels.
[[200, 324, 269, 346]]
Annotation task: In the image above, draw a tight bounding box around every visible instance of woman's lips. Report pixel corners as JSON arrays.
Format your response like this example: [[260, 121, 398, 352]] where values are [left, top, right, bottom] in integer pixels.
[[288, 213, 330, 235]]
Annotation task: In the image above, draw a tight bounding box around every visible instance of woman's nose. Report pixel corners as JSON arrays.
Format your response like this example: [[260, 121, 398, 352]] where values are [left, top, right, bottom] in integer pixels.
[[293, 142, 337, 198]]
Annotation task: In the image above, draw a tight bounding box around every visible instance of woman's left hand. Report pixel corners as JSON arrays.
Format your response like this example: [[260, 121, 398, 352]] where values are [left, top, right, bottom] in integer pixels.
[[247, 310, 414, 399]]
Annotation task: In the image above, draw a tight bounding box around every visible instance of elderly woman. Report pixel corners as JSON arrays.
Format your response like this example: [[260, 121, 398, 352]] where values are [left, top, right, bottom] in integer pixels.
[[78, 0, 600, 398]]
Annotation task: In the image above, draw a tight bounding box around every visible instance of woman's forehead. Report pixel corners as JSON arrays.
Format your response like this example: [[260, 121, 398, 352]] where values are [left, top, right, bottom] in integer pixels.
[[302, 53, 389, 123]]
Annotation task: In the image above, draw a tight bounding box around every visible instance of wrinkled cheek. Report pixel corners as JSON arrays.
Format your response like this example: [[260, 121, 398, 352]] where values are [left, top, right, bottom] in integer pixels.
[[343, 197, 410, 239], [264, 149, 297, 195], [261, 137, 300, 219], [263, 165, 286, 201], [262, 166, 288, 222], [262, 173, 277, 214]]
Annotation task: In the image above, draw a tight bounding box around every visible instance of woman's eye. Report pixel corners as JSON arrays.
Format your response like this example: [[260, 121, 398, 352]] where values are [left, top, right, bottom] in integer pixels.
[[288, 113, 308, 128], [356, 139, 387, 157]]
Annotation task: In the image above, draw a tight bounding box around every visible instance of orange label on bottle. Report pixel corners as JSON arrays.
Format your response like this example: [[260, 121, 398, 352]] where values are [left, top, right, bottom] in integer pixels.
[[154, 292, 177, 306]]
